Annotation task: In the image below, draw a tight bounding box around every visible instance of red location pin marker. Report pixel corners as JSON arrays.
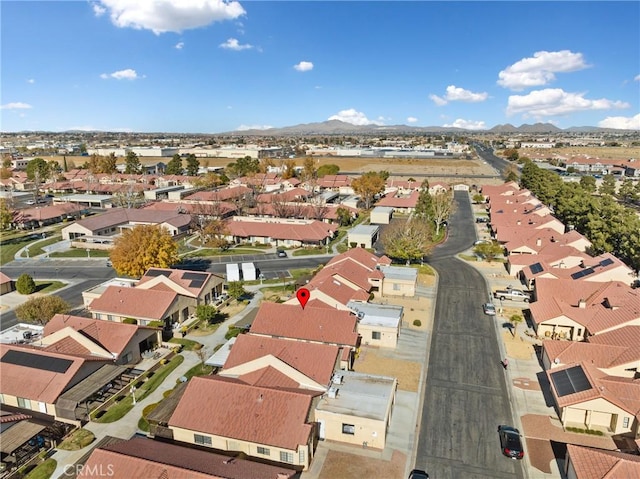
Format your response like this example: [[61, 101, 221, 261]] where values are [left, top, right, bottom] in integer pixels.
[[296, 288, 310, 309]]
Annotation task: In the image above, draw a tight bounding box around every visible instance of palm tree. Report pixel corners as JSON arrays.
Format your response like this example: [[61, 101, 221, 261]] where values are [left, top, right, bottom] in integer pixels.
[[509, 314, 523, 337]]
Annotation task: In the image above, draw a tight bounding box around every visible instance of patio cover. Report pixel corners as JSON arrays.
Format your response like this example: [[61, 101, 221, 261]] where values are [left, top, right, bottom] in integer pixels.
[[56, 364, 127, 420], [0, 421, 46, 454]]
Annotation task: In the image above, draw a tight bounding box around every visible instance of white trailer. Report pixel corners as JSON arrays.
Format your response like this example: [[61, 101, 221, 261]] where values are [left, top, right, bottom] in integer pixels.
[[226, 263, 241, 282], [241, 262, 257, 281]]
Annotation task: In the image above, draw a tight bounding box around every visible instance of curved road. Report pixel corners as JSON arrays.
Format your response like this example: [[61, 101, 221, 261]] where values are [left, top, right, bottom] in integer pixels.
[[415, 191, 524, 479]]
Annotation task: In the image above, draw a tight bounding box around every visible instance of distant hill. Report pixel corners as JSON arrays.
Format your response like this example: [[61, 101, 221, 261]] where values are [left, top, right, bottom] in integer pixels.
[[220, 120, 632, 136]]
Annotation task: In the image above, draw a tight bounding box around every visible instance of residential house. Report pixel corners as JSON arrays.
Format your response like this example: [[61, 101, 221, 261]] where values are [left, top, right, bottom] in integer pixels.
[[546, 361, 640, 436], [348, 225, 379, 249], [61, 208, 192, 243], [347, 301, 403, 348], [0, 344, 112, 425], [224, 216, 337, 247], [168, 375, 321, 471], [249, 303, 359, 370], [0, 272, 14, 295], [564, 444, 640, 479], [77, 437, 298, 479], [42, 314, 161, 365], [375, 190, 420, 214], [379, 265, 418, 297], [530, 278, 640, 341]]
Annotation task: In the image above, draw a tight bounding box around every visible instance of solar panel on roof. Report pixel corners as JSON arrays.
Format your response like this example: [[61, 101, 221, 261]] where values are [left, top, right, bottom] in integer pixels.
[[189, 279, 205, 289], [571, 268, 595, 280], [550, 366, 592, 397], [146, 269, 170, 277], [599, 258, 614, 267], [2, 349, 73, 373], [530, 262, 544, 274], [181, 272, 207, 280]]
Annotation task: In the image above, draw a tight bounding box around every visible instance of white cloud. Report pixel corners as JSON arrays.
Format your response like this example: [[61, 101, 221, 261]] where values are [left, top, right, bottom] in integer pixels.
[[1, 102, 32, 110], [92, 3, 106, 16], [94, 0, 245, 34], [429, 85, 488, 106], [328, 109, 383, 126], [175, 42, 184, 50], [407, 117, 418, 123], [429, 94, 448, 106], [635, 74, 640, 81], [442, 119, 486, 130], [236, 124, 273, 131], [100, 69, 142, 80], [219, 38, 253, 51], [507, 88, 629, 117], [598, 114, 640, 130], [498, 50, 589, 90], [27, 79, 35, 84], [294, 61, 314, 72]]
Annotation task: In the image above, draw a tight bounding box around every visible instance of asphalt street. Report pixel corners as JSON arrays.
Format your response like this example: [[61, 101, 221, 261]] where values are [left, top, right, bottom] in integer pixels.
[[415, 191, 524, 479]]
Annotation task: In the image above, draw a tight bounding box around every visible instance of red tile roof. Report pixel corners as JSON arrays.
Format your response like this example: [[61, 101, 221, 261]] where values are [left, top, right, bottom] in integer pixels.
[[88, 286, 178, 321], [566, 444, 640, 479], [250, 303, 359, 347], [0, 272, 12, 286], [315, 175, 352, 188], [136, 268, 222, 298], [44, 314, 147, 357], [0, 344, 105, 403], [224, 335, 339, 385], [376, 190, 420, 209], [80, 437, 297, 479], [226, 218, 337, 243], [169, 375, 320, 450]]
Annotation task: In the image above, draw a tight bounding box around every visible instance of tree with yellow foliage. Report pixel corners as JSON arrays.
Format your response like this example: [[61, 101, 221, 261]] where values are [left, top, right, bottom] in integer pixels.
[[110, 225, 180, 278]]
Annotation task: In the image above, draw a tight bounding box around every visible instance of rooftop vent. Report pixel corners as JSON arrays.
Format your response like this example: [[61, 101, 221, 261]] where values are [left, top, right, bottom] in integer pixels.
[[328, 387, 338, 399]]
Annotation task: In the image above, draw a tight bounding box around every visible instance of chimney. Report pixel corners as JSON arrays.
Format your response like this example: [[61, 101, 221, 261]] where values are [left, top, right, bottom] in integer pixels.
[[536, 238, 542, 247], [578, 298, 586, 308]]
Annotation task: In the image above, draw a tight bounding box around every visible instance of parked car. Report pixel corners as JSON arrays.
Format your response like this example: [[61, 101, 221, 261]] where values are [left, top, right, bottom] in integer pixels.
[[498, 425, 524, 459], [493, 287, 531, 303], [476, 217, 489, 223], [482, 302, 496, 316], [473, 239, 492, 246], [408, 470, 429, 479], [277, 249, 287, 258], [106, 259, 112, 267]]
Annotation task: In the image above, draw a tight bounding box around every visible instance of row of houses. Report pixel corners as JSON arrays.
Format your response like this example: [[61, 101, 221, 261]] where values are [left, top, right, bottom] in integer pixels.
[[481, 182, 640, 465], [0, 248, 416, 474]]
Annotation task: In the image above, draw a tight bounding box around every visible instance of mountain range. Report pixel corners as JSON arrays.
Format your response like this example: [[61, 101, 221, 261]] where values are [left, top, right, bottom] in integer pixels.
[[222, 120, 633, 136]]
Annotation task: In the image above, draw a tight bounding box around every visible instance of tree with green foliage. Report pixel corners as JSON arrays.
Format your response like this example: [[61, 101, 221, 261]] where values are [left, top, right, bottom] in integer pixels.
[[414, 180, 433, 221], [472, 193, 485, 204], [504, 164, 519, 183], [351, 171, 386, 209], [381, 218, 435, 263], [165, 154, 183, 175], [618, 178, 638, 204], [15, 295, 70, 324], [110, 225, 180, 277], [226, 156, 259, 178], [503, 148, 519, 161], [16, 273, 36, 294], [336, 207, 353, 226], [301, 157, 317, 183], [124, 151, 142, 174], [598, 174, 616, 196], [0, 199, 14, 230], [227, 281, 247, 300], [473, 241, 504, 262], [509, 314, 524, 337], [579, 175, 597, 194], [185, 154, 200, 176], [316, 164, 340, 177], [196, 304, 217, 323], [26, 158, 50, 185]]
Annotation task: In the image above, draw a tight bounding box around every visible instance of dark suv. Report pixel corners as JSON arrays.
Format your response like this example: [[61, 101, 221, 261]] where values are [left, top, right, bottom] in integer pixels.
[[498, 425, 524, 459], [408, 470, 429, 479]]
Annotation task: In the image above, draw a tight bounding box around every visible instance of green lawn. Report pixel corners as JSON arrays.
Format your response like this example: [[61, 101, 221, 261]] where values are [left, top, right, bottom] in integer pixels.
[[168, 337, 202, 351], [94, 355, 184, 423], [24, 459, 56, 479], [58, 428, 95, 451], [0, 236, 36, 265], [182, 362, 214, 381], [292, 247, 327, 256], [34, 280, 66, 294], [183, 248, 266, 258], [49, 248, 109, 258], [22, 234, 63, 257]]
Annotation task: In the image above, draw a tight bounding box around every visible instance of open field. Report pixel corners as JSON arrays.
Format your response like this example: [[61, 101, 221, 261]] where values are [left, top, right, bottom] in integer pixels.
[[527, 146, 640, 160]]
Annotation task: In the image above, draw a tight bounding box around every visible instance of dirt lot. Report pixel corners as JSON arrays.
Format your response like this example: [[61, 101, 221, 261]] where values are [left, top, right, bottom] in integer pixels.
[[318, 448, 406, 479], [353, 349, 421, 392], [537, 146, 640, 160]]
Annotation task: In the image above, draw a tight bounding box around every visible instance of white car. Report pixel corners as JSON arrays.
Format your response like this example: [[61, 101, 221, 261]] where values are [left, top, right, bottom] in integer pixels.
[[482, 303, 497, 316]]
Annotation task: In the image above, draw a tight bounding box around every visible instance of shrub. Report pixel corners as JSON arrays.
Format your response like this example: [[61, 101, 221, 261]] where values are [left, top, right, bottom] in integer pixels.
[[413, 319, 422, 327], [349, 242, 358, 248], [16, 273, 36, 295], [142, 403, 158, 418], [122, 318, 138, 325]]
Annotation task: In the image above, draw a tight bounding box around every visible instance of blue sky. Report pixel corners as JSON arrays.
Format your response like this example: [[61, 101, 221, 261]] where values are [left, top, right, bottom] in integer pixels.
[[1, 1, 639, 133]]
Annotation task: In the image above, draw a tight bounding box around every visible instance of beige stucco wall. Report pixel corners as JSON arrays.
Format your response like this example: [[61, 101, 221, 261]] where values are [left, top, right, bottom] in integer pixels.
[[561, 397, 635, 434], [358, 324, 398, 348], [170, 426, 311, 470], [348, 232, 375, 249], [382, 279, 415, 297], [315, 410, 387, 449], [535, 315, 585, 341]]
